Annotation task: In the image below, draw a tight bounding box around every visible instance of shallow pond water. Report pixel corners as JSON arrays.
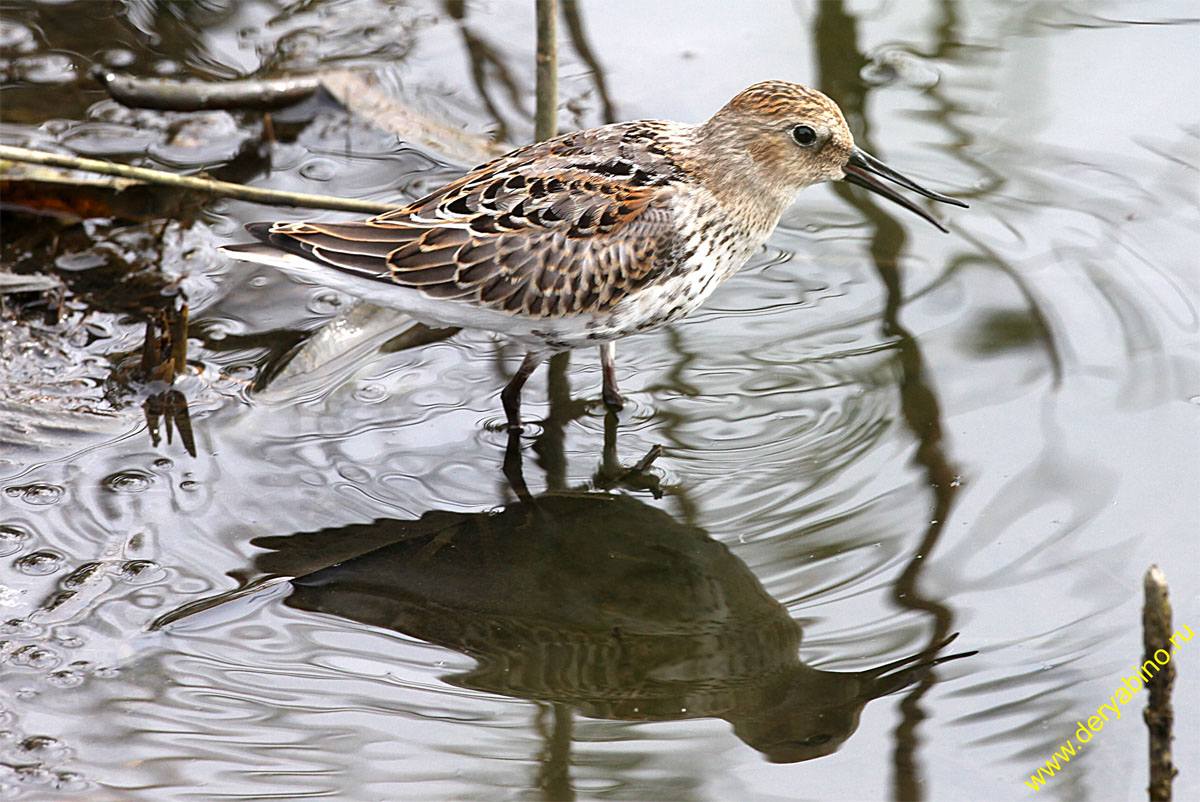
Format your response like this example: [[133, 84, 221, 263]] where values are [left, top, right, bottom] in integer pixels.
[[1, 1, 1198, 800]]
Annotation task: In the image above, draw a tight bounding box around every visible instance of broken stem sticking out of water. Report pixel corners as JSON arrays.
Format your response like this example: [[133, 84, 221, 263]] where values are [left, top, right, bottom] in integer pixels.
[[1143, 565, 1176, 802]]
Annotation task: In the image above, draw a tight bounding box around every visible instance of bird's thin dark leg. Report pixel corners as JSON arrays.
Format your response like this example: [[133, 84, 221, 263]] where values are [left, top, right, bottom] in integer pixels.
[[599, 342, 624, 410], [501, 350, 543, 431]]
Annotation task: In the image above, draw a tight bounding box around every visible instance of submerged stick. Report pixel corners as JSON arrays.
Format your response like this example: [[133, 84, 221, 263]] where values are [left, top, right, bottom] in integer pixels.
[[1143, 565, 1176, 801], [93, 68, 321, 111], [534, 0, 558, 142], [0, 145, 401, 214], [93, 68, 508, 166], [319, 69, 508, 166]]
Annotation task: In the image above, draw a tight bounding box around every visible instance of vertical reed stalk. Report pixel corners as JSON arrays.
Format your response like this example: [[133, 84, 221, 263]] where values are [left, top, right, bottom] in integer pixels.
[[1143, 565, 1176, 801], [534, 0, 558, 141]]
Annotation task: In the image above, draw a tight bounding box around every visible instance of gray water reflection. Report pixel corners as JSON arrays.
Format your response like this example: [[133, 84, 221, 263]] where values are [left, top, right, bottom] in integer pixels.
[[255, 491, 970, 766]]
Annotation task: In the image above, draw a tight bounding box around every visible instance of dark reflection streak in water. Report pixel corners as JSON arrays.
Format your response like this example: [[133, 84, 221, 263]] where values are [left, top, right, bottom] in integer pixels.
[[803, 0, 1063, 384], [538, 353, 579, 493], [920, 0, 1063, 381], [504, 430, 536, 504], [812, 0, 1064, 385], [118, 1, 240, 80], [647, 327, 704, 528], [514, 347, 636, 798], [448, 0, 616, 142], [952, 244, 1064, 383], [923, 0, 1064, 384], [535, 703, 576, 802], [493, 343, 595, 499], [814, 4, 960, 800], [443, 0, 529, 145], [560, 0, 618, 125]]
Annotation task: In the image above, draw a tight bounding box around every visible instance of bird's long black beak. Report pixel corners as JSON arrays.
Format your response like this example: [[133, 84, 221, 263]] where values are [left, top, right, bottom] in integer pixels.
[[842, 146, 967, 233]]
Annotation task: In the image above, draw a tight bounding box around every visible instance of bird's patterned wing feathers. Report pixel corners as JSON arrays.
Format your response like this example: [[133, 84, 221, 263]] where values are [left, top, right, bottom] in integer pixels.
[[251, 122, 691, 318]]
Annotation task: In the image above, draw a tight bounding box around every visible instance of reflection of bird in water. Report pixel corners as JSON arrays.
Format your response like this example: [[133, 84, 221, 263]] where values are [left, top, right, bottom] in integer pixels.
[[223, 81, 965, 429], [254, 492, 972, 764]]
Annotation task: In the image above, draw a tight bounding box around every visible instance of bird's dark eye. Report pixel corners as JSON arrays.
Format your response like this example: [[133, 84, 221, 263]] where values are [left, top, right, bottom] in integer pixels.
[[790, 125, 818, 147]]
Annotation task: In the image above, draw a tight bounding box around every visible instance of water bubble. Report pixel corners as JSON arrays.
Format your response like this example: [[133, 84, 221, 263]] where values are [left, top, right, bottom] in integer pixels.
[[103, 470, 153, 493], [45, 669, 86, 689], [1, 618, 38, 636], [120, 560, 165, 584], [299, 158, 337, 181], [17, 735, 70, 764], [152, 458, 173, 470], [0, 526, 28, 557], [26, 484, 64, 504], [298, 470, 325, 487], [54, 251, 108, 272], [227, 363, 256, 379], [0, 19, 35, 51], [62, 563, 104, 588], [14, 550, 64, 576], [306, 289, 346, 315], [180, 480, 200, 492], [14, 53, 77, 84], [353, 382, 389, 404], [130, 591, 163, 609], [53, 771, 89, 792], [861, 49, 940, 89], [99, 47, 136, 68], [10, 763, 53, 787], [337, 464, 371, 484], [9, 645, 61, 670], [55, 633, 85, 649], [6, 484, 64, 505], [231, 625, 273, 640]]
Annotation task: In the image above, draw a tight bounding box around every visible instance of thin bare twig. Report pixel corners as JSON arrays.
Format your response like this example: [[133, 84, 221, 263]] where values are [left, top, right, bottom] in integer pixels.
[[0, 145, 402, 214]]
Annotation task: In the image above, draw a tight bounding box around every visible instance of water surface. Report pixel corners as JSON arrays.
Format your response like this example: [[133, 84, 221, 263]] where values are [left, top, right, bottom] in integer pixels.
[[1, 1, 1197, 800]]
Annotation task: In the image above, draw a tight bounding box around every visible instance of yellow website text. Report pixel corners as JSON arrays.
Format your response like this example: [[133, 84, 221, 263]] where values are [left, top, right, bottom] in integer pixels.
[[1024, 624, 1192, 790]]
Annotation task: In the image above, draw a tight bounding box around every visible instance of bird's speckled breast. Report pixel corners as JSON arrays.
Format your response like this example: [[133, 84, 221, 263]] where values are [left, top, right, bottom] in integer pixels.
[[524, 191, 774, 351]]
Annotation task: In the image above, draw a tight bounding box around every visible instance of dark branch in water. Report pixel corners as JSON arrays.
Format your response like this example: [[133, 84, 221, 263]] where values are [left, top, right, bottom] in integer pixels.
[[92, 67, 321, 111]]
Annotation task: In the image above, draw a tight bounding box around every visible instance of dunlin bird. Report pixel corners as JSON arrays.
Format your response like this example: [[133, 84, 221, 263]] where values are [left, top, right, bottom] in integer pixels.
[[223, 81, 965, 429]]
